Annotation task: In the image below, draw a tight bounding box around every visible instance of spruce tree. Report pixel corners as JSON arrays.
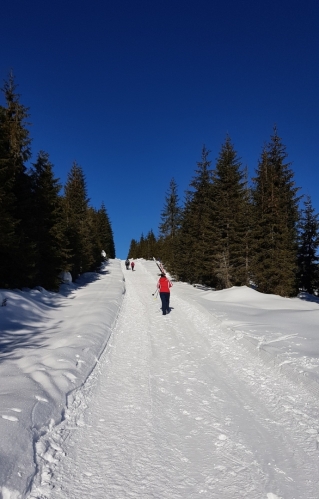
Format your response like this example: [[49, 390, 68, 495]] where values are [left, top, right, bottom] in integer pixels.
[[129, 232, 156, 260], [297, 196, 319, 294], [158, 178, 182, 270], [211, 136, 250, 288], [145, 230, 157, 259], [159, 178, 182, 239], [87, 206, 104, 270], [30, 151, 69, 290], [251, 128, 300, 296], [0, 73, 35, 288], [88, 203, 115, 270], [0, 104, 17, 286], [97, 203, 115, 259], [175, 146, 214, 284], [127, 238, 137, 258], [63, 162, 93, 280], [174, 191, 193, 281], [136, 234, 146, 258]]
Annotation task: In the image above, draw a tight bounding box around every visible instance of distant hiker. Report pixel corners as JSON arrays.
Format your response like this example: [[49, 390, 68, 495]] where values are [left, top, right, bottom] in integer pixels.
[[131, 261, 135, 271], [125, 259, 130, 270], [157, 273, 172, 315]]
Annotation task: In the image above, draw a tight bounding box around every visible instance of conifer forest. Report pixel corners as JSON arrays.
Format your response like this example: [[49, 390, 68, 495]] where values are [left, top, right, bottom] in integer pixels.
[[0, 73, 115, 290], [1, 73, 318, 297], [128, 138, 319, 297]]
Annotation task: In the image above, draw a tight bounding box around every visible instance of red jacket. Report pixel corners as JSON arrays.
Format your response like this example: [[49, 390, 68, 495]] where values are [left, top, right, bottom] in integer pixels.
[[157, 276, 172, 293]]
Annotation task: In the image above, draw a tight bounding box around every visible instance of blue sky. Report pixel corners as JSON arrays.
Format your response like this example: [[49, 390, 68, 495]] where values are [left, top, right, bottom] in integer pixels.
[[1, 0, 318, 259]]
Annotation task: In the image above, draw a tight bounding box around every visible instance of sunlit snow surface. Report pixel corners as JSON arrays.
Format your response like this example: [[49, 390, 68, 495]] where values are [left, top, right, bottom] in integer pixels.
[[1, 259, 319, 498]]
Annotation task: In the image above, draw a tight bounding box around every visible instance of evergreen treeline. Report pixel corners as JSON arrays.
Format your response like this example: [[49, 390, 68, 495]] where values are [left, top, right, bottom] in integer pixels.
[[128, 133, 319, 297], [0, 73, 115, 290]]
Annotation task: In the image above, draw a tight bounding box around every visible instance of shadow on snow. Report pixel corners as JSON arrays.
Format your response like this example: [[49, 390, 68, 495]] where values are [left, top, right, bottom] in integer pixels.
[[0, 264, 111, 361]]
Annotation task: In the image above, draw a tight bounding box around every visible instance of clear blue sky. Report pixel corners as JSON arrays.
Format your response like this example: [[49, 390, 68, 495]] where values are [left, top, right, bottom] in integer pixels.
[[1, 0, 318, 259]]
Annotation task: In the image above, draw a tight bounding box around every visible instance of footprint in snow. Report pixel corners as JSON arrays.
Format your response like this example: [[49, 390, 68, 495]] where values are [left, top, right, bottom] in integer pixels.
[[306, 428, 318, 435], [35, 395, 48, 402], [2, 415, 19, 422], [64, 372, 77, 382], [218, 434, 227, 440]]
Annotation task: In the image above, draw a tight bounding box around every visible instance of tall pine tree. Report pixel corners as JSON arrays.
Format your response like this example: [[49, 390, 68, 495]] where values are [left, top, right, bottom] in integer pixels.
[[29, 151, 69, 290], [158, 178, 182, 270], [144, 230, 157, 260], [175, 146, 214, 284], [0, 72, 35, 288], [297, 196, 319, 294], [211, 136, 250, 288], [127, 238, 137, 258], [85, 203, 115, 270], [0, 104, 16, 285], [97, 203, 115, 259], [63, 162, 93, 280], [251, 128, 300, 296]]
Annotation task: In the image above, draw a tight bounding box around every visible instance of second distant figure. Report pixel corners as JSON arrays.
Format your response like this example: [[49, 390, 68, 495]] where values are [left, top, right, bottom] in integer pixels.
[[157, 273, 172, 315], [131, 261, 135, 271]]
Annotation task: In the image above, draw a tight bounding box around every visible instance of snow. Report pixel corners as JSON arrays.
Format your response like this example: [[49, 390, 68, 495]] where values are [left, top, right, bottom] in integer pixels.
[[0, 261, 125, 498], [1, 259, 319, 498]]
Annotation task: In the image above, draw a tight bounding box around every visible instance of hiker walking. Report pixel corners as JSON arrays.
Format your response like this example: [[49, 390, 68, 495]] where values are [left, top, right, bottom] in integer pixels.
[[131, 261, 135, 271], [157, 273, 172, 315], [125, 259, 130, 270]]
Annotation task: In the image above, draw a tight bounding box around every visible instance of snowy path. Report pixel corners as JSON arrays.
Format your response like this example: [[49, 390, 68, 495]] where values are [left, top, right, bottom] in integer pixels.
[[28, 261, 319, 499]]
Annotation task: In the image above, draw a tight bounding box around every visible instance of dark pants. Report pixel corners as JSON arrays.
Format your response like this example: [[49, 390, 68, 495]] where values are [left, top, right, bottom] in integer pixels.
[[160, 292, 170, 314]]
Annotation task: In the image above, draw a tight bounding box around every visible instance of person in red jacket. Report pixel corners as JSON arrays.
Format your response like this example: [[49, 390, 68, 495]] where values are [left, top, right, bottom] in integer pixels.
[[157, 273, 172, 315], [131, 261, 135, 271]]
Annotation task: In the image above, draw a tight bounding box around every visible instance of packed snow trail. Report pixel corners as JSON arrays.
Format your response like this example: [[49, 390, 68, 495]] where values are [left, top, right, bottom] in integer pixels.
[[28, 261, 319, 499]]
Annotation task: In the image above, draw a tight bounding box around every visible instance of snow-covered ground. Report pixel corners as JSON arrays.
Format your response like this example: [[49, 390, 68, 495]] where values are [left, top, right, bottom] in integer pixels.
[[1, 259, 319, 499]]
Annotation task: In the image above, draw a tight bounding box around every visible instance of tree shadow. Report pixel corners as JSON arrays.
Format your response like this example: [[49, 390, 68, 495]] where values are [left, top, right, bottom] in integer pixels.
[[0, 262, 112, 361], [0, 327, 50, 361], [59, 263, 110, 297], [193, 284, 215, 291], [0, 293, 52, 362], [298, 292, 319, 304]]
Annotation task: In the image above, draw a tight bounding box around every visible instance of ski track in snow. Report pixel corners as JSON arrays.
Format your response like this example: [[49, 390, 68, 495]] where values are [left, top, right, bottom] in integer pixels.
[[27, 262, 319, 499]]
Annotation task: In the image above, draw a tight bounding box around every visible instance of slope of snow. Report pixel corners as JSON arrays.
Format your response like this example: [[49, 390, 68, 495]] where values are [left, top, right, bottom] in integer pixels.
[[0, 260, 125, 499], [1, 258, 319, 498], [183, 283, 319, 389], [27, 260, 319, 499]]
